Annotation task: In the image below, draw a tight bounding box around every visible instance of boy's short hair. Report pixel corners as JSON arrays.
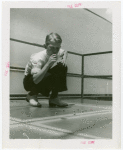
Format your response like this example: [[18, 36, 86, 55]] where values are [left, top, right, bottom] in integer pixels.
[[45, 33, 62, 47]]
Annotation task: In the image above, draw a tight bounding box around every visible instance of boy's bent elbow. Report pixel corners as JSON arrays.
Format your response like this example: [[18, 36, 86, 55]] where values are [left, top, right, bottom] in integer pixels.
[[32, 74, 39, 84], [31, 68, 42, 84], [32, 74, 44, 84], [33, 79, 38, 84]]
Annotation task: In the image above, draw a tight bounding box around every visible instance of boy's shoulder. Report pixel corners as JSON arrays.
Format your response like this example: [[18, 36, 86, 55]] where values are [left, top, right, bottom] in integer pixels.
[[30, 50, 47, 62], [58, 48, 65, 56]]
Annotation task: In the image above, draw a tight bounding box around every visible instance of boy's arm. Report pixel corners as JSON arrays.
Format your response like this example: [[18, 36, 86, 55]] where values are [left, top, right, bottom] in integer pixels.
[[50, 49, 68, 69], [32, 63, 50, 84], [31, 54, 57, 84], [59, 50, 68, 66]]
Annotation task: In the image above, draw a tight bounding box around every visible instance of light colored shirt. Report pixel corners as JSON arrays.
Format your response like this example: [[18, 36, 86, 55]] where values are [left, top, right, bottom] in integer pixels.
[[24, 49, 65, 76]]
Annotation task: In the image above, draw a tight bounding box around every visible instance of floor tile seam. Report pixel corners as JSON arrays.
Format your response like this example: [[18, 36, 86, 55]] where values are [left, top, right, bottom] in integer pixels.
[[10, 112, 112, 139], [10, 117, 24, 123], [12, 123, 92, 139], [9, 122, 109, 139], [10, 106, 32, 110], [10, 102, 112, 107], [10, 122, 23, 125], [10, 123, 69, 137], [75, 103, 112, 109], [10, 123, 86, 139], [10, 103, 75, 109], [39, 111, 112, 124], [31, 120, 112, 139], [10, 109, 111, 123], [31, 121, 111, 140], [28, 111, 112, 124], [10, 106, 74, 110], [10, 104, 75, 110], [76, 133, 107, 139], [11, 109, 112, 123], [10, 103, 112, 110], [25, 123, 106, 139]]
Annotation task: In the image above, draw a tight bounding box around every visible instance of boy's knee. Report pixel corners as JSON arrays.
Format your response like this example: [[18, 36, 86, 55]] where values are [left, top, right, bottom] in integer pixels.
[[48, 64, 68, 75]]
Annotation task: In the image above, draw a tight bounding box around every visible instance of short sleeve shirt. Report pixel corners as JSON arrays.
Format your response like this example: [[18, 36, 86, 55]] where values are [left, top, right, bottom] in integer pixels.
[[24, 48, 65, 76]]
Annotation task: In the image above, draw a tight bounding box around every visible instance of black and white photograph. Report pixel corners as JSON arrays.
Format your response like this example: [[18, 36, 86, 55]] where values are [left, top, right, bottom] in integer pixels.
[[2, 1, 121, 149]]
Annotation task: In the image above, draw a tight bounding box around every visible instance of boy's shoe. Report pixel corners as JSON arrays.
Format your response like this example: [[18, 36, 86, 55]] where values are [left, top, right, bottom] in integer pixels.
[[26, 94, 42, 107], [49, 97, 68, 107]]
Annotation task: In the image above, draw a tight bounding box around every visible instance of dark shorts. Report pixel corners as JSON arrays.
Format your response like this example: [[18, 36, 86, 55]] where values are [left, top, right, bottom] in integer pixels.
[[23, 63, 68, 97]]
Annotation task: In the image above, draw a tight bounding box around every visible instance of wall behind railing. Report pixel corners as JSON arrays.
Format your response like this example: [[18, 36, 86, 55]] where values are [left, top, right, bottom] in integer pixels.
[[10, 9, 112, 95]]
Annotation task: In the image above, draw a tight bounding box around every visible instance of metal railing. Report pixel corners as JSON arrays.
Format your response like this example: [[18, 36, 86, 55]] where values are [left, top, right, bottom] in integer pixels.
[[10, 38, 112, 102], [81, 51, 112, 103]]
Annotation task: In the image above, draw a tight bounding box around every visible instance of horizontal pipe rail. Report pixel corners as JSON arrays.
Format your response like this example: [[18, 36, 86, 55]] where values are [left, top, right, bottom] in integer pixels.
[[10, 94, 112, 101], [84, 75, 112, 80], [67, 51, 83, 56], [10, 69, 24, 72], [10, 66, 112, 80], [10, 93, 112, 97], [10, 66, 81, 78], [67, 73, 81, 78], [10, 38, 83, 56], [83, 51, 112, 56], [10, 38, 112, 57], [10, 66, 25, 70], [10, 38, 44, 48], [84, 75, 112, 77]]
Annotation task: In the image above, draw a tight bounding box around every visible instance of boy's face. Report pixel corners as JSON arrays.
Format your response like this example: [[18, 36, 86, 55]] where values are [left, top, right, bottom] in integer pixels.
[[46, 41, 61, 56]]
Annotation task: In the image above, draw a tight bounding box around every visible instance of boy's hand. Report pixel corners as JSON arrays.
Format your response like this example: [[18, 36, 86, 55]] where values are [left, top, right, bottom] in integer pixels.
[[47, 54, 57, 67], [58, 59, 67, 67]]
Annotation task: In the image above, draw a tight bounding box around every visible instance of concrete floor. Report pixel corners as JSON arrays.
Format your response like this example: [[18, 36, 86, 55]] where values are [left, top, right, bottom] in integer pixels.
[[10, 98, 112, 139]]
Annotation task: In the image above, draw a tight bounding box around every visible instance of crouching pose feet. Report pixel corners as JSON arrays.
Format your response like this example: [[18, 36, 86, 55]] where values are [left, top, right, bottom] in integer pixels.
[[23, 33, 68, 107]]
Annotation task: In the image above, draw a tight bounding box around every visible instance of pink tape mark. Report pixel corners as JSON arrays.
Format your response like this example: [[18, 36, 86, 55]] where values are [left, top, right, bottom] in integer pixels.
[[74, 3, 82, 7], [67, 3, 82, 8], [4, 61, 10, 76], [81, 141, 86, 144], [4, 70, 8, 76], [88, 141, 95, 144], [67, 5, 73, 8], [6, 62, 10, 68]]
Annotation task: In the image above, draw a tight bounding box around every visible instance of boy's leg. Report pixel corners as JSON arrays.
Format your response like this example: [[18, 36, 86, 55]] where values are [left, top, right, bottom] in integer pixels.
[[23, 75, 42, 107], [35, 63, 68, 107], [48, 63, 68, 92], [23, 72, 52, 97], [23, 64, 68, 107], [48, 64, 68, 107], [50, 88, 58, 99], [35, 64, 68, 97]]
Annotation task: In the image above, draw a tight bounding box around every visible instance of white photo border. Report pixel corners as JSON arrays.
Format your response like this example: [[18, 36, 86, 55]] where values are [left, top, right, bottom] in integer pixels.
[[2, 1, 121, 149]]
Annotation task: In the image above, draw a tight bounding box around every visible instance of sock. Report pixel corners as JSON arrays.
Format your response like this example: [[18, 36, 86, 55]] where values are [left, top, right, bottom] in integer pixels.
[[29, 91, 38, 96], [50, 88, 58, 99]]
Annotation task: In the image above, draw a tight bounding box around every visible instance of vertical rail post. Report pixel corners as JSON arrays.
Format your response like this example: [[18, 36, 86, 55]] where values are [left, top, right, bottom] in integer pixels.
[[81, 55, 84, 103]]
